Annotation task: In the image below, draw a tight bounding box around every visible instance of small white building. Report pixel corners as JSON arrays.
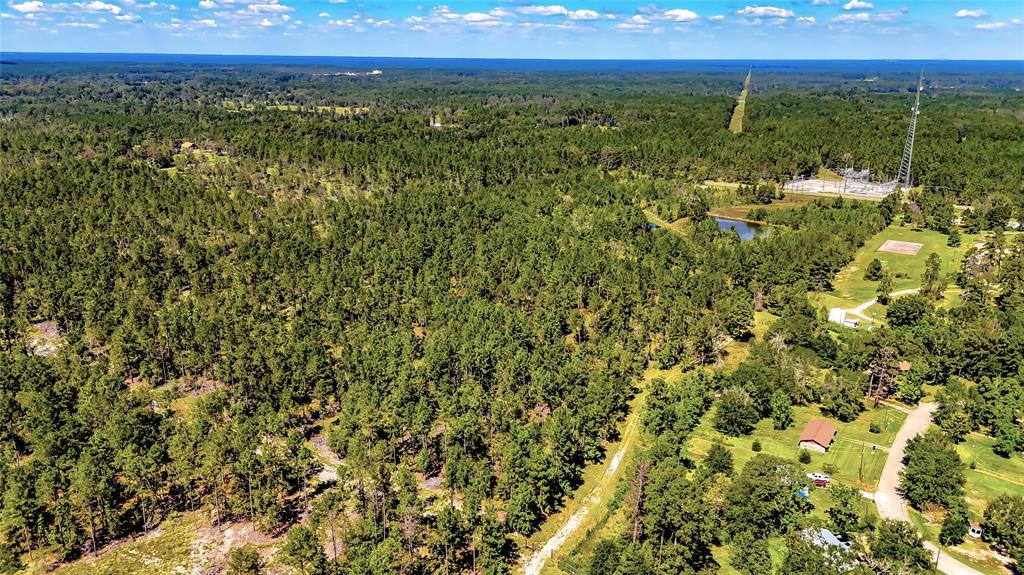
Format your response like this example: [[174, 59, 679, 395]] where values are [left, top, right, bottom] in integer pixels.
[[828, 308, 859, 329]]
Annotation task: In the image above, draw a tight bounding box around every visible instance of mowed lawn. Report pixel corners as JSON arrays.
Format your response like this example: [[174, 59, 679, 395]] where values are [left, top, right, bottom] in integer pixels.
[[955, 433, 1024, 518], [685, 403, 906, 492], [811, 225, 979, 321]]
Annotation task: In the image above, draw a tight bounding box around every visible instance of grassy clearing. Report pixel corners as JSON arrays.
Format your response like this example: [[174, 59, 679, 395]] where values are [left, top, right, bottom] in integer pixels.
[[19, 513, 202, 575], [708, 197, 817, 221], [641, 209, 690, 237], [810, 225, 979, 322], [956, 433, 1024, 518], [684, 403, 906, 492], [270, 103, 370, 114], [222, 101, 369, 115], [717, 310, 777, 369], [817, 167, 844, 181], [728, 69, 751, 134]]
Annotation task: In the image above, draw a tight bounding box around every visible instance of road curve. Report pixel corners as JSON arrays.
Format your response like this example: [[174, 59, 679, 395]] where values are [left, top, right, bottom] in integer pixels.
[[872, 402, 986, 575], [847, 288, 921, 323]]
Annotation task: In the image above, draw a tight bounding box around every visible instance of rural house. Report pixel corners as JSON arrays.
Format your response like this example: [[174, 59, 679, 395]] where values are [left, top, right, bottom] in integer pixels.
[[799, 419, 837, 452]]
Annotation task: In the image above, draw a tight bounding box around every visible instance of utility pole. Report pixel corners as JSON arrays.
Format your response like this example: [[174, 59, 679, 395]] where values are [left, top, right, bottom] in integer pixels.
[[897, 70, 924, 194]]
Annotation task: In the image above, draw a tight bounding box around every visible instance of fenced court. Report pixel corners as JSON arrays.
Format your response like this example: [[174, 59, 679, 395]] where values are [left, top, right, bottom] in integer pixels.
[[877, 240, 924, 255]]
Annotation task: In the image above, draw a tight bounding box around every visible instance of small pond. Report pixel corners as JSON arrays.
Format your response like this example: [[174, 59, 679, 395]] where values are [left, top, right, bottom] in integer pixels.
[[714, 217, 770, 240]]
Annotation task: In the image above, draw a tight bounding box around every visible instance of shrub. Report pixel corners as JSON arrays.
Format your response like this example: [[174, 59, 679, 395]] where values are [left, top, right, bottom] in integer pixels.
[[752, 440, 762, 452], [869, 422, 881, 434], [799, 450, 812, 464]]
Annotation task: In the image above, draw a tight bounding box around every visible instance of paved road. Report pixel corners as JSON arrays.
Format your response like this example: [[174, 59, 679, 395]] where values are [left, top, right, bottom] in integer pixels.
[[869, 402, 986, 575]]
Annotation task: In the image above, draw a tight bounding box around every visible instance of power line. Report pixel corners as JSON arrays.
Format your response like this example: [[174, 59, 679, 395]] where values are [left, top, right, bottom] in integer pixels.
[[897, 70, 924, 193]]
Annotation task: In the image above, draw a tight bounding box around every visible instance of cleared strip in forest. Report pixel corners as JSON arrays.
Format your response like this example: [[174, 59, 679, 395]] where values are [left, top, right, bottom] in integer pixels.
[[728, 69, 752, 134], [521, 387, 647, 575]]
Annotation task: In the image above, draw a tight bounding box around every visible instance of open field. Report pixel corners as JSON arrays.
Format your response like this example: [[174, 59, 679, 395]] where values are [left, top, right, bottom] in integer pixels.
[[810, 225, 980, 323], [641, 209, 689, 237], [685, 403, 906, 492], [708, 196, 817, 221], [728, 69, 751, 134], [956, 433, 1024, 518]]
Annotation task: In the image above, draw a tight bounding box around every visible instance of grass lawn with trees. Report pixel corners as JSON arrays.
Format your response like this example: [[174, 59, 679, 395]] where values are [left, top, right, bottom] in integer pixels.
[[810, 224, 979, 322], [685, 403, 906, 492], [956, 433, 1024, 518]]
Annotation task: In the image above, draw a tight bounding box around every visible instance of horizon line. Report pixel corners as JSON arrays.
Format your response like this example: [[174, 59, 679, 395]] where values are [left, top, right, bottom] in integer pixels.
[[4, 51, 1024, 63]]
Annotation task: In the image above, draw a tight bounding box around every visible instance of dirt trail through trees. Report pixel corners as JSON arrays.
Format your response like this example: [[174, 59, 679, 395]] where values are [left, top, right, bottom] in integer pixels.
[[522, 393, 644, 575]]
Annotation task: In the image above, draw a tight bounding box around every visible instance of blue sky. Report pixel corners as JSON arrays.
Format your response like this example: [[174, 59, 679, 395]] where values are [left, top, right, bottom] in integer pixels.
[[2, 1, 1022, 59]]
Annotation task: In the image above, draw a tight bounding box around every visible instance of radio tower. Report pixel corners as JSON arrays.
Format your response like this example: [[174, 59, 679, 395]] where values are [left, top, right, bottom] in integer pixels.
[[896, 70, 924, 193]]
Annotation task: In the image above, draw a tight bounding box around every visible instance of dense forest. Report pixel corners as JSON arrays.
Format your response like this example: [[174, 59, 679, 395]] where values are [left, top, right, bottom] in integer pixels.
[[0, 60, 1022, 575]]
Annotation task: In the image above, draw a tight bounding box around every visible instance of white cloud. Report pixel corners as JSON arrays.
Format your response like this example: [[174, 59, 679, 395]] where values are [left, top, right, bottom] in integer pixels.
[[405, 5, 506, 28], [663, 8, 698, 21], [11, 0, 139, 15], [10, 1, 44, 12], [59, 20, 100, 26], [831, 9, 900, 23], [975, 19, 1019, 29], [614, 14, 648, 30], [709, 14, 724, 21], [842, 0, 873, 10], [736, 5, 795, 18], [327, 0, 345, 3], [199, 0, 216, 7], [77, 1, 121, 14], [797, 15, 815, 23], [194, 17, 215, 25], [811, 0, 834, 4], [517, 5, 567, 16], [567, 9, 599, 20], [318, 11, 328, 17], [257, 16, 272, 25], [954, 8, 986, 18], [248, 2, 292, 13], [115, 13, 141, 20]]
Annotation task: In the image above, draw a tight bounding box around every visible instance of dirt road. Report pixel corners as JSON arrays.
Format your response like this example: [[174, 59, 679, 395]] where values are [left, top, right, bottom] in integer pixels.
[[847, 288, 920, 323], [522, 394, 643, 575]]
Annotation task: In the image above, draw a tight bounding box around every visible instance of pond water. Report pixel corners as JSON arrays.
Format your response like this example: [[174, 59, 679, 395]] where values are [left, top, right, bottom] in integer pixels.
[[714, 217, 769, 240]]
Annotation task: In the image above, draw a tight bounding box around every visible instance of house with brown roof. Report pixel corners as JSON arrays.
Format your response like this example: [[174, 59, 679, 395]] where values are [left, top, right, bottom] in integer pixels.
[[799, 419, 837, 452]]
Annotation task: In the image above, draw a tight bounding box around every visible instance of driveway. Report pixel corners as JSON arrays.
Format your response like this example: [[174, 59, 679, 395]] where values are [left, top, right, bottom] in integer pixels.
[[869, 402, 986, 575], [847, 288, 920, 323]]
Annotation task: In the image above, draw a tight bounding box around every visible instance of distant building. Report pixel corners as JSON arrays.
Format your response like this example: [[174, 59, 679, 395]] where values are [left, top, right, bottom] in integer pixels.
[[968, 523, 983, 539], [898, 361, 913, 372], [799, 419, 837, 452]]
